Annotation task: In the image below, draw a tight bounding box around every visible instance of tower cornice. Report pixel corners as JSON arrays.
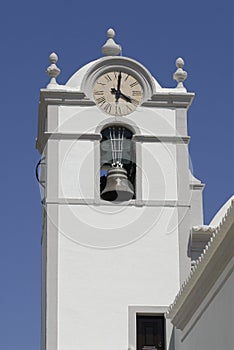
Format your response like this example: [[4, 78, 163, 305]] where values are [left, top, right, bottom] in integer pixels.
[[39, 89, 194, 108]]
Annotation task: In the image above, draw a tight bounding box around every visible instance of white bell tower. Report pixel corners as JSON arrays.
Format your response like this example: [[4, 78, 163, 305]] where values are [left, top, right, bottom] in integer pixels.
[[36, 29, 204, 350]]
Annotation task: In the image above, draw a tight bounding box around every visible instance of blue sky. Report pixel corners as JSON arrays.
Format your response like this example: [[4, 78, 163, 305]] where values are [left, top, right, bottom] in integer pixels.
[[0, 1, 232, 349]]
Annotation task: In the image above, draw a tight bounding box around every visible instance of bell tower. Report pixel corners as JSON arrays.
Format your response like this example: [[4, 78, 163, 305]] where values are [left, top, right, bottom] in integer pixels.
[[36, 29, 204, 350]]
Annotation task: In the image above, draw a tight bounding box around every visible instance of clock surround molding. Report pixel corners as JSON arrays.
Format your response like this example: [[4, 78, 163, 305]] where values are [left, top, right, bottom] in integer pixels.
[[80, 56, 155, 103]]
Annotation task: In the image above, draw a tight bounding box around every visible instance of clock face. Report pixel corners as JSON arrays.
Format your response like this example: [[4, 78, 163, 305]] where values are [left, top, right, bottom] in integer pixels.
[[93, 71, 143, 116]]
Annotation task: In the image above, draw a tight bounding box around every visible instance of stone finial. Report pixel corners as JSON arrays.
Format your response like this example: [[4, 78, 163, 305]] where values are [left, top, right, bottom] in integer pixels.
[[102, 28, 122, 56], [173, 57, 187, 90], [46, 52, 61, 87]]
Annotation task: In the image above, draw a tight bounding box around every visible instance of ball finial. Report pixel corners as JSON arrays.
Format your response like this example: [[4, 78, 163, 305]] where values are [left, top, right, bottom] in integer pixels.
[[102, 27, 121, 56], [176, 57, 184, 69], [173, 57, 187, 91], [107, 28, 115, 39], [46, 51, 61, 88], [49, 52, 58, 64]]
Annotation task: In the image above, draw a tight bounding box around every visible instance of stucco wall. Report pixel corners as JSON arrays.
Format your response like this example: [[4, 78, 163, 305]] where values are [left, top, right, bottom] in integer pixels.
[[58, 206, 181, 350], [57, 106, 176, 136], [39, 78, 195, 350], [176, 258, 234, 350]]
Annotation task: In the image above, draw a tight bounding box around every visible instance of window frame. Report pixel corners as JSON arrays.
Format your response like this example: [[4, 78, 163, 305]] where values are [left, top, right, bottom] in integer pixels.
[[95, 117, 143, 204], [128, 306, 173, 350], [100, 125, 136, 200]]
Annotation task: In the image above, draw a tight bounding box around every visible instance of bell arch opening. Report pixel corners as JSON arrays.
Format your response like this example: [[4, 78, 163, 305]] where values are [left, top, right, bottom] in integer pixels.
[[100, 125, 136, 202]]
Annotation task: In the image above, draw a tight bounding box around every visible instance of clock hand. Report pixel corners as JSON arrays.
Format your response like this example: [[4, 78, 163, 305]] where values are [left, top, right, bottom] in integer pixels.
[[117, 72, 122, 92], [111, 88, 132, 103], [114, 72, 122, 102], [119, 92, 132, 103], [111, 87, 121, 103]]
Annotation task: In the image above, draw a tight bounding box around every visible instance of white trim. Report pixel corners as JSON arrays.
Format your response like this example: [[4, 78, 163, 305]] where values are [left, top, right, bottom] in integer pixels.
[[181, 257, 234, 341], [80, 56, 155, 102], [42, 133, 190, 144], [95, 116, 141, 135], [43, 204, 59, 350], [44, 198, 190, 207], [44, 133, 190, 144], [166, 199, 234, 330], [143, 92, 194, 109], [38, 90, 194, 108], [44, 132, 102, 141], [128, 305, 173, 350], [133, 135, 190, 144], [189, 183, 205, 190], [38, 133, 191, 154]]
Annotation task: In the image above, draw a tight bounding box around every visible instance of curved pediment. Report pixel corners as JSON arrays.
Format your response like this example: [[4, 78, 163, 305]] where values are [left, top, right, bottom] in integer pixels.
[[65, 56, 161, 100]]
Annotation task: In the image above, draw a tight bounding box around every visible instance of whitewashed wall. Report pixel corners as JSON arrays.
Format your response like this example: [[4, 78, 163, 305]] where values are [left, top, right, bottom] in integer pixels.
[[58, 206, 180, 350], [175, 258, 234, 350], [38, 56, 196, 350]]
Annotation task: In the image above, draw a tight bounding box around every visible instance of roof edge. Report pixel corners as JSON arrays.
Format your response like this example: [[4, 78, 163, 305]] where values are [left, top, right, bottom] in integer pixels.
[[166, 197, 234, 329]]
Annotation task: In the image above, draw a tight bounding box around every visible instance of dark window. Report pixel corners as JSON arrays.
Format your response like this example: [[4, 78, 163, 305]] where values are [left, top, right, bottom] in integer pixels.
[[137, 315, 165, 350]]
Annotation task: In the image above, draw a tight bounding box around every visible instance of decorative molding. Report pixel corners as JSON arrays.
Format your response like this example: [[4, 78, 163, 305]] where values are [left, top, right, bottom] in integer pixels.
[[189, 227, 214, 259], [142, 92, 194, 109], [189, 183, 205, 190], [166, 199, 234, 330], [192, 225, 216, 233], [37, 131, 191, 154], [189, 171, 205, 191], [44, 198, 190, 207], [133, 135, 190, 144], [190, 226, 216, 254], [128, 305, 172, 350], [95, 116, 141, 135], [44, 132, 101, 141], [80, 56, 155, 102], [40, 89, 94, 106], [39, 89, 194, 109], [37, 131, 101, 153]]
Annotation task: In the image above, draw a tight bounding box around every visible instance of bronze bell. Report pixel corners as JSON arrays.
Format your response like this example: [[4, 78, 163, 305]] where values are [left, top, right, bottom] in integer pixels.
[[101, 166, 134, 202]]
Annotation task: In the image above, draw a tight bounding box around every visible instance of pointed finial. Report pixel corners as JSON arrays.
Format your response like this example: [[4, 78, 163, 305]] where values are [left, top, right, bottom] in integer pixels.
[[46, 52, 61, 88], [173, 57, 187, 90], [102, 28, 122, 56]]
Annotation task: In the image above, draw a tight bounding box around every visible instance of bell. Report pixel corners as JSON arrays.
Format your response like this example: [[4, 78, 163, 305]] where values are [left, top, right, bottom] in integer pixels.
[[101, 166, 134, 202]]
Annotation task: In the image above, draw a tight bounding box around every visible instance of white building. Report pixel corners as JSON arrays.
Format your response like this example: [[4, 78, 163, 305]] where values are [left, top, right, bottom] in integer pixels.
[[167, 196, 234, 350], [36, 29, 233, 350]]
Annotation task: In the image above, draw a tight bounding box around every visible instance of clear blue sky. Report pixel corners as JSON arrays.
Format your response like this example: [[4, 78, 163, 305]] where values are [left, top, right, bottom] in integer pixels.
[[0, 1, 232, 349]]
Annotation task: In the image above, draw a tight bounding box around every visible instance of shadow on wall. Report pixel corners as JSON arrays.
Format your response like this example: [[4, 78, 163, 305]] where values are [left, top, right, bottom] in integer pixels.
[[168, 327, 175, 350]]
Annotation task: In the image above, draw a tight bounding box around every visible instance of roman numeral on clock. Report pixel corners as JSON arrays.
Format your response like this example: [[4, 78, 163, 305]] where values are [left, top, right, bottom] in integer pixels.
[[126, 105, 133, 113], [131, 98, 139, 106], [132, 91, 141, 96], [94, 91, 104, 95], [105, 74, 112, 81], [130, 81, 139, 88], [118, 106, 122, 115], [96, 96, 106, 106], [103, 103, 112, 114]]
